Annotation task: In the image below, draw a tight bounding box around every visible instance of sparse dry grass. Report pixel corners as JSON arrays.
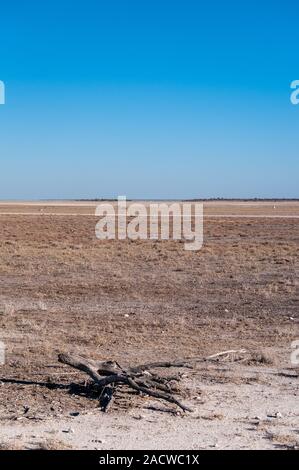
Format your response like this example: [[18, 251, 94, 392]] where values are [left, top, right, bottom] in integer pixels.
[[0, 439, 72, 450], [0, 204, 298, 419], [266, 432, 299, 450], [244, 350, 275, 365]]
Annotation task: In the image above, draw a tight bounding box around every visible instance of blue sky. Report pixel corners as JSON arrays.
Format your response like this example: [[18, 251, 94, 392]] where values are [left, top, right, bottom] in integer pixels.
[[0, 0, 298, 199]]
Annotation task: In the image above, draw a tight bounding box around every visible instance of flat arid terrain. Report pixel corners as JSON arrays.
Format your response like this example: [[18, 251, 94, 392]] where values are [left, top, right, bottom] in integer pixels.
[[0, 201, 298, 450]]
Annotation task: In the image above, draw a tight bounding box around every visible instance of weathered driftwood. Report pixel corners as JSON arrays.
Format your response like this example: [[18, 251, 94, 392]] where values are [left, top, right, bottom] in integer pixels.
[[58, 353, 192, 412], [205, 349, 247, 360], [58, 349, 249, 412]]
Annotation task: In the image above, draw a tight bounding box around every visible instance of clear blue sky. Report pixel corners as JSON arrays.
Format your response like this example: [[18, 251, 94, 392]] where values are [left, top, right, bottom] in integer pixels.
[[0, 0, 298, 199]]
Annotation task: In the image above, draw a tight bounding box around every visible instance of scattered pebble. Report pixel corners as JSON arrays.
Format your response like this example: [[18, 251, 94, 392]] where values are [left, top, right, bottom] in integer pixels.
[[62, 428, 74, 434], [251, 419, 260, 425], [267, 412, 282, 419]]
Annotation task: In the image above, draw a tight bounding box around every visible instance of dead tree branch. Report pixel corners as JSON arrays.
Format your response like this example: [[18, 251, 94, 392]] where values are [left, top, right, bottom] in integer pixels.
[[58, 348, 250, 413], [58, 353, 192, 412]]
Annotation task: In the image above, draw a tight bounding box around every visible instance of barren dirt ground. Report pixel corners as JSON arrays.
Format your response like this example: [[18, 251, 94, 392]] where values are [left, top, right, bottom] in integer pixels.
[[0, 201, 298, 450]]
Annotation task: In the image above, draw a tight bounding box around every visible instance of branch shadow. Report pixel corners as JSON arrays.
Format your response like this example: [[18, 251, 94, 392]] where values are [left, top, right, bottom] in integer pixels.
[[0, 377, 102, 399]]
